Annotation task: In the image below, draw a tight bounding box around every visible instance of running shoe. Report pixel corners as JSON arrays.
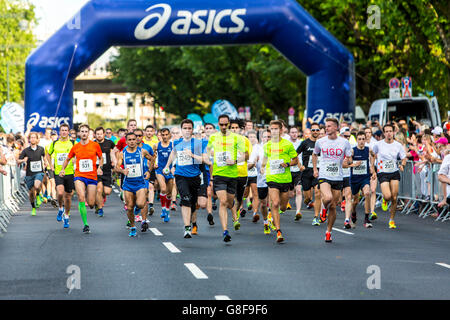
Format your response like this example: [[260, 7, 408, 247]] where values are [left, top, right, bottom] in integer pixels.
[[341, 200, 346, 212], [192, 225, 198, 235], [344, 219, 351, 229], [382, 198, 388, 211], [307, 201, 314, 209], [312, 217, 320, 226], [325, 231, 332, 243], [389, 220, 397, 229], [135, 215, 142, 223], [320, 208, 327, 223], [171, 202, 177, 211], [223, 230, 231, 242], [294, 211, 302, 221], [240, 209, 246, 218], [207, 213, 215, 225], [160, 207, 166, 219], [126, 220, 131, 228], [369, 211, 378, 220], [286, 202, 292, 210], [264, 224, 270, 234], [252, 213, 260, 223], [184, 227, 192, 238], [269, 220, 277, 231], [233, 219, 241, 231], [98, 208, 104, 217], [36, 196, 42, 208], [50, 198, 58, 208], [95, 205, 99, 215], [276, 230, 284, 243], [41, 195, 47, 204], [141, 221, 149, 232], [31, 208, 36, 216], [83, 225, 90, 234], [279, 209, 285, 215], [149, 206, 155, 216], [63, 215, 70, 228], [247, 201, 252, 211], [57, 207, 64, 221], [164, 211, 170, 223], [351, 211, 357, 224], [129, 227, 137, 237], [364, 220, 373, 228]]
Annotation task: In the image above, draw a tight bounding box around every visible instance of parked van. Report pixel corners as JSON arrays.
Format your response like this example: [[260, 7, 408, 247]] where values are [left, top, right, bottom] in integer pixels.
[[367, 96, 441, 129]]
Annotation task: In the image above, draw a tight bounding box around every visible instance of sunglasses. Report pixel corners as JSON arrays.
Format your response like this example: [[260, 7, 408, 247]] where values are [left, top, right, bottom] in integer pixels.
[[311, 129, 320, 132], [219, 123, 229, 127], [343, 135, 351, 138], [135, 134, 143, 137]]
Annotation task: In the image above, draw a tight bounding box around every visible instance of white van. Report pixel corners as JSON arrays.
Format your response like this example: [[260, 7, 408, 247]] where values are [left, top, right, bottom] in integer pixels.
[[367, 96, 441, 128]]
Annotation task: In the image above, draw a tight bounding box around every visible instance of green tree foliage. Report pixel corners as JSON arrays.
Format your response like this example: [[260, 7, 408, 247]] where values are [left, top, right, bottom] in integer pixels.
[[0, 0, 37, 104], [110, 0, 448, 122]]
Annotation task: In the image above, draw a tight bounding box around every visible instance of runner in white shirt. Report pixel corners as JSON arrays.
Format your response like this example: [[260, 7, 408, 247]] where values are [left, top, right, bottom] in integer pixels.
[[312, 118, 352, 243], [245, 130, 260, 222], [371, 124, 406, 229], [340, 129, 354, 229]]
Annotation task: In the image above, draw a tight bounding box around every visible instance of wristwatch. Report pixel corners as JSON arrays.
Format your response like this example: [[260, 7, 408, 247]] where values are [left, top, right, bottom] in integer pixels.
[[286, 162, 290, 167]]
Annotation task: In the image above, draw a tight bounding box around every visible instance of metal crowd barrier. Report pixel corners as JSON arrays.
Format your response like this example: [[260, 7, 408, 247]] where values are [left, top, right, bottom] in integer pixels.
[[375, 160, 450, 222], [0, 164, 29, 233]]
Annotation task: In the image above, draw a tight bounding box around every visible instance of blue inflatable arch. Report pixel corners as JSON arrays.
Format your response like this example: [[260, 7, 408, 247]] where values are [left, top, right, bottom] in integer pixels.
[[25, 0, 355, 131]]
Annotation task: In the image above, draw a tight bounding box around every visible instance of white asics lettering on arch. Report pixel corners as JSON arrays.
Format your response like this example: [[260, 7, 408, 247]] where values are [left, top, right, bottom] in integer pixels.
[[26, 112, 70, 129], [134, 3, 247, 40]]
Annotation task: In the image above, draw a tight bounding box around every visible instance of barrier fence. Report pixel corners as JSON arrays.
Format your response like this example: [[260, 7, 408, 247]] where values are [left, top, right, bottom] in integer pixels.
[[0, 164, 28, 234], [374, 160, 450, 222]]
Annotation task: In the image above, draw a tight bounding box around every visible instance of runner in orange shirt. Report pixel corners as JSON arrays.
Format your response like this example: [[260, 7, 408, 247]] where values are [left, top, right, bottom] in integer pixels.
[[60, 124, 103, 234]]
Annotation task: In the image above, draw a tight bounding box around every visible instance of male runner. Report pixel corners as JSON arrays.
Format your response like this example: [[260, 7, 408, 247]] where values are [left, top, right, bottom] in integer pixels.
[[164, 119, 206, 238], [47, 124, 75, 227], [245, 130, 260, 222], [144, 124, 159, 215], [340, 129, 354, 228], [60, 124, 103, 234], [261, 120, 298, 243], [18, 132, 47, 216], [116, 132, 154, 236], [371, 124, 406, 229], [312, 118, 352, 242], [365, 126, 378, 219], [206, 115, 246, 242], [287, 126, 303, 219], [94, 127, 116, 217], [155, 128, 174, 222]]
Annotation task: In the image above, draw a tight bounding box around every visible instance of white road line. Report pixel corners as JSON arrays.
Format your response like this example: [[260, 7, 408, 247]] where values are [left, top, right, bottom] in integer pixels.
[[150, 228, 163, 236], [215, 295, 231, 300], [436, 263, 450, 269], [184, 263, 208, 279], [163, 242, 181, 253], [332, 227, 354, 235]]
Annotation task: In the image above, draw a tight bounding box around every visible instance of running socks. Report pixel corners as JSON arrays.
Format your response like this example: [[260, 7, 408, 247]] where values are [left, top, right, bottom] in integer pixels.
[[79, 202, 88, 226], [160, 193, 167, 207]]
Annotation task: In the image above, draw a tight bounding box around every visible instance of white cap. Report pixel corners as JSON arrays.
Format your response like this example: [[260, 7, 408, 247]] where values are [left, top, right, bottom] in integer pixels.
[[340, 127, 350, 135], [431, 126, 443, 135]]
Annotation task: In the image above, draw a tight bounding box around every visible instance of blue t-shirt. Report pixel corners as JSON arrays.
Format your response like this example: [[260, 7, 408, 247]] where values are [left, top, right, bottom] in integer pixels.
[[156, 141, 173, 174], [173, 138, 204, 177], [122, 146, 146, 186]]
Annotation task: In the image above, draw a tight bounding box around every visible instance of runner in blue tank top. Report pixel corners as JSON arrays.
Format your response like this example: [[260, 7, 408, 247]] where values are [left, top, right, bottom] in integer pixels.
[[155, 128, 175, 222], [345, 131, 376, 228], [116, 132, 154, 237]]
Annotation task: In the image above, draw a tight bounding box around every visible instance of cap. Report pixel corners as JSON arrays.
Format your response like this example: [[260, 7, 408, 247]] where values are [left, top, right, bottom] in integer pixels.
[[340, 127, 350, 135], [434, 137, 448, 145], [431, 126, 443, 135]]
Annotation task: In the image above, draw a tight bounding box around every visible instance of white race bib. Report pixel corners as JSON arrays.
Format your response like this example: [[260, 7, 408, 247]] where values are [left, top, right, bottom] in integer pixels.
[[270, 159, 285, 175], [216, 151, 231, 167], [342, 167, 350, 176], [126, 163, 142, 178], [79, 159, 93, 173], [308, 156, 313, 168], [323, 161, 339, 177], [248, 166, 258, 177], [56, 153, 68, 166], [30, 160, 42, 173], [177, 150, 193, 166], [353, 161, 367, 175], [102, 153, 107, 165], [382, 160, 396, 173]]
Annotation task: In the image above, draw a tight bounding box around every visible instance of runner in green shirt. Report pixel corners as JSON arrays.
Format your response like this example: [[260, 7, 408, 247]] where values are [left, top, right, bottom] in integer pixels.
[[46, 124, 75, 228], [261, 120, 298, 243]]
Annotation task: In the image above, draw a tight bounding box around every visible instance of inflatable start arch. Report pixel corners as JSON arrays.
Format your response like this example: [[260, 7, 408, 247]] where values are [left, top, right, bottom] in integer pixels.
[[25, 0, 355, 132]]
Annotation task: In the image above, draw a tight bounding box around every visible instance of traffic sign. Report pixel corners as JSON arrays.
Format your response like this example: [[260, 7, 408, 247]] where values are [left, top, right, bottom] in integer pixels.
[[389, 78, 400, 89], [401, 77, 412, 98]]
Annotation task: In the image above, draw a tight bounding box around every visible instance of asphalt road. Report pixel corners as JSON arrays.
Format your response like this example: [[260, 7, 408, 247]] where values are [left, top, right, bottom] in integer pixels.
[[1, 188, 449, 300]]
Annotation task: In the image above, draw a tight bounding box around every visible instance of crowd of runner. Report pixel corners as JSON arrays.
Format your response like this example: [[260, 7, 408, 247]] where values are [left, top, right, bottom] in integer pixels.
[[1, 115, 450, 243]]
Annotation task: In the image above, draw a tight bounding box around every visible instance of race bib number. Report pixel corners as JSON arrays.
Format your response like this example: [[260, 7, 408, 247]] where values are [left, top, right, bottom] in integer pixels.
[[200, 172, 204, 185], [323, 161, 339, 177], [270, 159, 285, 175], [56, 153, 68, 166], [308, 156, 313, 168], [177, 150, 193, 166], [248, 167, 257, 177], [127, 163, 142, 178], [342, 167, 350, 176], [353, 161, 367, 175], [382, 160, 396, 173], [79, 159, 93, 173], [216, 151, 231, 167], [30, 160, 42, 173], [102, 153, 107, 165]]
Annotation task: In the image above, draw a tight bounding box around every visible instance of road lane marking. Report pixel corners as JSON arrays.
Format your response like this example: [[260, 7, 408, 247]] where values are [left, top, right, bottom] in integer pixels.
[[150, 228, 163, 236], [436, 263, 450, 269], [332, 227, 354, 235], [185, 263, 208, 279], [163, 242, 180, 253], [215, 295, 231, 300]]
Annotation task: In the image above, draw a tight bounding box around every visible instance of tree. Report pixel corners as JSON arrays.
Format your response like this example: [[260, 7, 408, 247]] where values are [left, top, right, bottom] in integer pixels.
[[0, 0, 37, 105]]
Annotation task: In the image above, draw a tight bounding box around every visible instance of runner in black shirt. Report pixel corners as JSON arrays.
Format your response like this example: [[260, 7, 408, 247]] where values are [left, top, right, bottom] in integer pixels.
[[17, 132, 48, 216]]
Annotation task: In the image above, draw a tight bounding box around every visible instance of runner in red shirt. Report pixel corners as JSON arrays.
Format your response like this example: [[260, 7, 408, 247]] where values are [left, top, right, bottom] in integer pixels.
[[60, 124, 103, 234]]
